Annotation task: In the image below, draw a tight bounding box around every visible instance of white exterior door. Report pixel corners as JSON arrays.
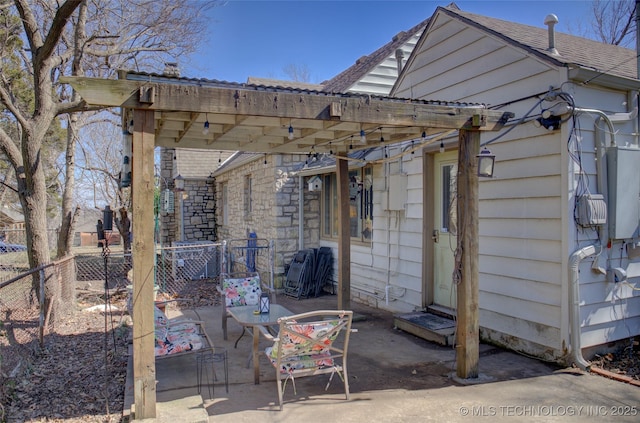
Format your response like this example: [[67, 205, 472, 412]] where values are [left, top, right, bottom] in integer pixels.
[[433, 151, 457, 309]]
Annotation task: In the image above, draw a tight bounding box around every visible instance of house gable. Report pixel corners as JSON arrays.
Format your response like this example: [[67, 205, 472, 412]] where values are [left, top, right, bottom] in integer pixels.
[[323, 18, 429, 96]]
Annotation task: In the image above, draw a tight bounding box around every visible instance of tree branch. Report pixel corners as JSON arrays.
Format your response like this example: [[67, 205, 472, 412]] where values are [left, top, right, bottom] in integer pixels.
[[0, 127, 24, 170], [0, 78, 28, 129], [36, 0, 83, 64]]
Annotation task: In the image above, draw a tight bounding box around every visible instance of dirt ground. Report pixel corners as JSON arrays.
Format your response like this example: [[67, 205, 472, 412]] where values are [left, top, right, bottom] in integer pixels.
[[2, 281, 638, 422]]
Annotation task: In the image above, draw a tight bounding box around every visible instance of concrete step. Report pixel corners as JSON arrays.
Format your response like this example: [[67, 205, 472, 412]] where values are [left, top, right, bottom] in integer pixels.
[[393, 311, 456, 346]]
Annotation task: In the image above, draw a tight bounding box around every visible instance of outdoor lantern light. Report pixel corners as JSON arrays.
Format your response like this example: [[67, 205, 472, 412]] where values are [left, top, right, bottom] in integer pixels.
[[174, 174, 184, 191], [360, 129, 367, 144], [477, 148, 495, 178], [259, 293, 270, 314]]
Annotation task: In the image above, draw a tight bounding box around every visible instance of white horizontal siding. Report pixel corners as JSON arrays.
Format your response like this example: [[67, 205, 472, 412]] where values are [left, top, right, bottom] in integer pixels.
[[581, 315, 640, 348], [348, 30, 423, 97], [481, 197, 562, 219], [480, 255, 562, 285], [482, 274, 561, 307], [481, 236, 562, 263], [480, 291, 561, 328], [480, 309, 561, 350], [481, 218, 562, 240]]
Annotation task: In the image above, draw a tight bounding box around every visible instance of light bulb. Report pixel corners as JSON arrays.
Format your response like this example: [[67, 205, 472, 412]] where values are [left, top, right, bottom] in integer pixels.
[[203, 121, 210, 135], [360, 129, 367, 144], [288, 125, 294, 140], [421, 131, 426, 141], [439, 141, 445, 153]]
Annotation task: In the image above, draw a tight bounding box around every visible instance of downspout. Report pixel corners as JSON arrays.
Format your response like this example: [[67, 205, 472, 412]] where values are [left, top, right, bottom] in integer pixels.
[[385, 160, 392, 306], [298, 175, 304, 250], [568, 244, 597, 370]]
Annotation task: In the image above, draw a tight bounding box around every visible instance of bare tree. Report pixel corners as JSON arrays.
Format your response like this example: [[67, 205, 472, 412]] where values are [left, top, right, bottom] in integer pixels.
[[0, 0, 218, 297], [283, 63, 313, 82], [590, 0, 636, 46]]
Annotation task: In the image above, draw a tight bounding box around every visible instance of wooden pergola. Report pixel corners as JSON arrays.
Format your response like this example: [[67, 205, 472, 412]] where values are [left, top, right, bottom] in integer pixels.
[[62, 72, 511, 419]]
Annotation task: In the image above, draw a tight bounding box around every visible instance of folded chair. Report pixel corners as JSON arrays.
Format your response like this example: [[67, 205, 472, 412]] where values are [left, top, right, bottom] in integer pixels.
[[264, 310, 353, 410]]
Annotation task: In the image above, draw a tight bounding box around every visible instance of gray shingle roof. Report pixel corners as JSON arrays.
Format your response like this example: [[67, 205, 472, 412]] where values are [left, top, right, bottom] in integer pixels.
[[246, 77, 324, 91], [441, 6, 637, 81]]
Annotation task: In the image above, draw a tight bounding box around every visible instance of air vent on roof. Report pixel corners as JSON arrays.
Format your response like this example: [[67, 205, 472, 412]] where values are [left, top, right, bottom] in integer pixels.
[[163, 62, 180, 77], [544, 14, 560, 56], [395, 48, 405, 75]]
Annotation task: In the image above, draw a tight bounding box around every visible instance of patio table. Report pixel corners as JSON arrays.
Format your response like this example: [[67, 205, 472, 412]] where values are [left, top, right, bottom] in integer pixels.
[[227, 303, 293, 384]]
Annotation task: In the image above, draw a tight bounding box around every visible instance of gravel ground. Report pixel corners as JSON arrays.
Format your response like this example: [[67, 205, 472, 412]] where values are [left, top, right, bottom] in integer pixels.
[[2, 282, 637, 422]]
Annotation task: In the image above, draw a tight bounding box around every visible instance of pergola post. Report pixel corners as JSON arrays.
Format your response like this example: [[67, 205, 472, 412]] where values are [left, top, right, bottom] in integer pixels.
[[455, 128, 480, 379], [336, 153, 351, 310], [131, 109, 157, 418]]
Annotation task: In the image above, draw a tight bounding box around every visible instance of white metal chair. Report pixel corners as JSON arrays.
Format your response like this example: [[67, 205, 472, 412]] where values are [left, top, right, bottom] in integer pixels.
[[264, 310, 353, 410]]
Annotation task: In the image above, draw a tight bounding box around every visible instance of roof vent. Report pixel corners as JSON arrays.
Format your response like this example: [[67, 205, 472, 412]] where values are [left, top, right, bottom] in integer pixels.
[[544, 14, 560, 56], [163, 62, 180, 77], [395, 48, 405, 76]]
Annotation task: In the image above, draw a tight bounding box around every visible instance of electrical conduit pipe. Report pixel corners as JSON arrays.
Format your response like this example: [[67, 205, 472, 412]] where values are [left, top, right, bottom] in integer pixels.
[[568, 244, 597, 370]]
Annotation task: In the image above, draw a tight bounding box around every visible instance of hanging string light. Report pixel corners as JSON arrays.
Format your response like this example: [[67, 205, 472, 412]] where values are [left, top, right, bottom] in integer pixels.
[[440, 141, 445, 153], [288, 123, 294, 140], [264, 153, 268, 167], [379, 128, 384, 144], [203, 113, 210, 135], [329, 141, 334, 155], [217, 152, 222, 167], [411, 140, 415, 156], [349, 135, 354, 150], [360, 129, 367, 144], [421, 131, 426, 142]]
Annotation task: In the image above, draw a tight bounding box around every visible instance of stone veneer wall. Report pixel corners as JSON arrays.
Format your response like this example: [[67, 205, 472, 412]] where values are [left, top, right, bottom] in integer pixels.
[[215, 153, 321, 286], [162, 147, 323, 286], [180, 178, 216, 241], [159, 148, 216, 244], [159, 148, 177, 244]]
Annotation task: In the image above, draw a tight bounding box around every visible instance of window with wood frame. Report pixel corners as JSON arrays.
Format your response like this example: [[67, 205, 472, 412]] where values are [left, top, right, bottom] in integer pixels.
[[244, 175, 252, 217], [321, 166, 373, 243]]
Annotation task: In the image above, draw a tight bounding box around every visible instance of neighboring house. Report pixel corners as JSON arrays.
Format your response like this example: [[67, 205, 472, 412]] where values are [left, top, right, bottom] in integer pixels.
[[0, 205, 25, 244], [74, 208, 121, 247], [386, 4, 640, 363]]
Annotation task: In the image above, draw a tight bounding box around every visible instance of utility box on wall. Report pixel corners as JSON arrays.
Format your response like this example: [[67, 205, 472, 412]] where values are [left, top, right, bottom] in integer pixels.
[[606, 146, 640, 239], [383, 173, 407, 211]]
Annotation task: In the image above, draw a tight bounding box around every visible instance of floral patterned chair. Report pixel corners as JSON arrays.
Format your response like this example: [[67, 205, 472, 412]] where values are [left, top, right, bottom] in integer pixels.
[[218, 272, 264, 343], [153, 304, 213, 359], [264, 310, 354, 410]]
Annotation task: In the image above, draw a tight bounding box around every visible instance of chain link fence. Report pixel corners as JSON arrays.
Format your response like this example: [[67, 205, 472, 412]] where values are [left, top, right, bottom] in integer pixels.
[[0, 256, 76, 408], [0, 236, 273, 416]]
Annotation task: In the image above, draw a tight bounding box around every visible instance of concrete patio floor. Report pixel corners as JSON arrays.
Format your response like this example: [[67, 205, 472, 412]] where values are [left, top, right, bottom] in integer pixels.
[[124, 293, 640, 422]]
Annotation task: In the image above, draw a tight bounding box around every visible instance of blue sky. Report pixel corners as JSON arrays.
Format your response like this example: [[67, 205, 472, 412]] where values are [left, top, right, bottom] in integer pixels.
[[184, 1, 597, 83]]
